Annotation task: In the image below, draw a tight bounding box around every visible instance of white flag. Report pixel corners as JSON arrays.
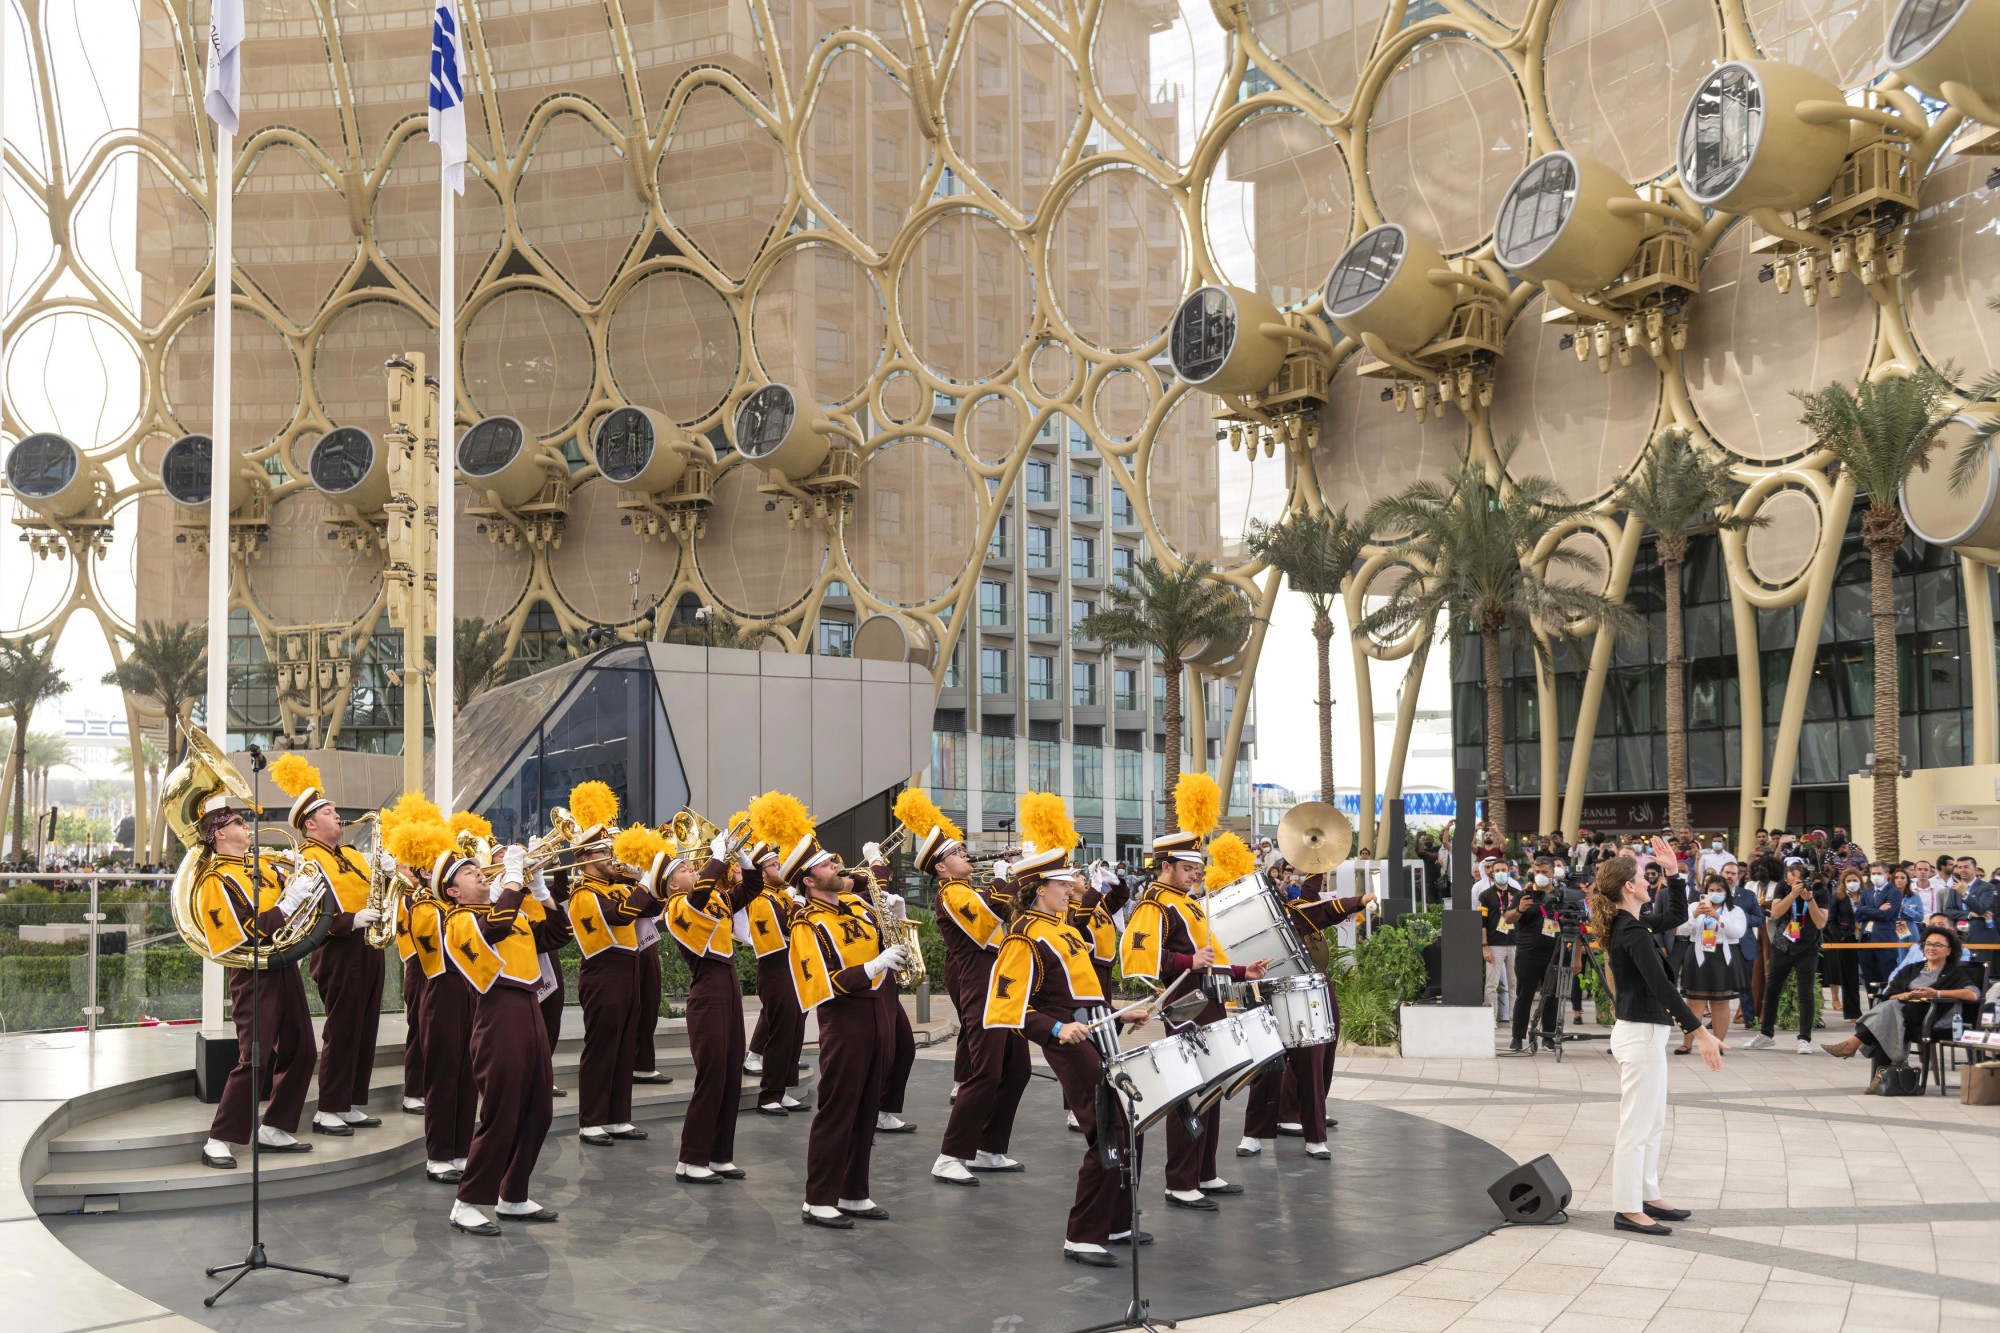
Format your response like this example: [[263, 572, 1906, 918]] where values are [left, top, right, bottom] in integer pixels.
[[428, 1, 467, 195], [203, 0, 244, 132]]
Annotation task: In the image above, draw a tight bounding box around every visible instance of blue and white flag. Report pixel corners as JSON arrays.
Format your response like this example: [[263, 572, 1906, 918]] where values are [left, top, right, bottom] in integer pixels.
[[428, 1, 467, 195], [203, 0, 244, 132]]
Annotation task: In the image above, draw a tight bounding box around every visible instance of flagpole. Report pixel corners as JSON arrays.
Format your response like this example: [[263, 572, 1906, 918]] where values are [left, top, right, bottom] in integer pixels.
[[434, 170, 455, 808], [201, 120, 233, 1032]]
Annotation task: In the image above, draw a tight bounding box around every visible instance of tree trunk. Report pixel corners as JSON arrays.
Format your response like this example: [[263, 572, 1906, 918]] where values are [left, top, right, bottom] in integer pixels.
[[128, 737, 150, 865], [1482, 625, 1507, 846], [1313, 610, 1335, 805], [1661, 537, 1689, 833], [1163, 656, 1183, 827], [163, 711, 181, 862], [1867, 516, 1902, 861], [7, 724, 26, 860]]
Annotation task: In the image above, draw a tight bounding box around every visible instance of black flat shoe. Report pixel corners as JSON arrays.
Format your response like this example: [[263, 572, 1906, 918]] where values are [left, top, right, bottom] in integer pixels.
[[1165, 1193, 1217, 1211], [1643, 1203, 1691, 1221], [970, 1161, 1024, 1173], [1305, 1146, 1332, 1161], [837, 1204, 891, 1220], [1235, 1146, 1261, 1157], [631, 1071, 669, 1083], [1199, 1182, 1244, 1195], [500, 1207, 559, 1223], [311, 1121, 354, 1137], [757, 1105, 790, 1116], [609, 1127, 649, 1140], [676, 1167, 723, 1185], [401, 1102, 426, 1115], [345, 1114, 383, 1129], [933, 1172, 980, 1187], [802, 1210, 854, 1229], [580, 1131, 614, 1147], [201, 1151, 237, 1170], [875, 1121, 918, 1134], [260, 1139, 314, 1154], [1614, 1215, 1672, 1236], [426, 1168, 462, 1185], [1108, 1231, 1152, 1246], [713, 1165, 747, 1179], [450, 1218, 502, 1237], [1065, 1248, 1118, 1268], [1274, 1125, 1304, 1138], [552, 1087, 568, 1097]]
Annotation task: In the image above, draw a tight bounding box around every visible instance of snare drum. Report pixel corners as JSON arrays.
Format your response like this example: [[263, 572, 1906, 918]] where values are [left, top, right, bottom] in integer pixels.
[[1229, 1004, 1287, 1095], [1104, 1032, 1206, 1133], [1267, 972, 1336, 1048], [1204, 875, 1310, 979], [1184, 1015, 1256, 1112]]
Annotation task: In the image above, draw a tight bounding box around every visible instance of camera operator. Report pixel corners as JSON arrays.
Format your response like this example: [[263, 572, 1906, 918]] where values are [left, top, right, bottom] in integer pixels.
[[1508, 862, 1586, 1052]]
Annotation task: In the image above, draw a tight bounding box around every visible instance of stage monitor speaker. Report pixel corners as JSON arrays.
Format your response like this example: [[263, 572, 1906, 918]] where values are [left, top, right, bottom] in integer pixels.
[[196, 1030, 236, 1104], [1488, 1154, 1571, 1224]]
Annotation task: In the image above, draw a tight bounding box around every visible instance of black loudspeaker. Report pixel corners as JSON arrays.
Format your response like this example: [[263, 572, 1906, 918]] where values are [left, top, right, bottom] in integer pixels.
[[195, 1030, 237, 1104], [1487, 1154, 1571, 1224]]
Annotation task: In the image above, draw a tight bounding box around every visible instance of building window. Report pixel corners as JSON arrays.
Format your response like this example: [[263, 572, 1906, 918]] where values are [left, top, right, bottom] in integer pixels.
[[1072, 597, 1096, 631], [1027, 589, 1055, 634], [1071, 535, 1097, 579], [981, 733, 1015, 811], [1116, 748, 1143, 819], [980, 647, 1011, 694], [1027, 524, 1054, 568], [825, 579, 851, 598], [988, 514, 1011, 559], [1068, 418, 1092, 453], [1072, 661, 1099, 706], [1110, 483, 1135, 526], [1074, 745, 1103, 816], [943, 644, 963, 689], [1026, 459, 1053, 503], [980, 579, 1010, 627], [1114, 667, 1139, 711], [1070, 471, 1096, 516], [1111, 545, 1135, 585], [1029, 735, 1061, 788], [1027, 654, 1056, 700], [931, 729, 967, 809], [817, 619, 853, 657]]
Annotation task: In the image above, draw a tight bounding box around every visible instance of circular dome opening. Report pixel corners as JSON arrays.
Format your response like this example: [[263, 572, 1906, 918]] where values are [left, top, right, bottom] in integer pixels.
[[459, 416, 528, 478], [735, 384, 798, 461], [160, 434, 214, 505], [310, 427, 378, 497], [1324, 226, 1407, 318], [1494, 154, 1579, 272], [1678, 63, 1765, 206], [6, 433, 80, 499], [594, 406, 658, 484]]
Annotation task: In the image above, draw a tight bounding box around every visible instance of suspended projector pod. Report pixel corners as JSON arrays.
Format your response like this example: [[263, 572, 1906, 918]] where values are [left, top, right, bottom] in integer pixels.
[[1321, 223, 1456, 355], [1491, 152, 1645, 294], [1884, 0, 2000, 120], [4, 432, 105, 521], [1675, 60, 1852, 213], [592, 404, 712, 495], [457, 413, 561, 509], [1167, 284, 1289, 393], [729, 382, 830, 483], [306, 425, 391, 512], [159, 433, 265, 510]]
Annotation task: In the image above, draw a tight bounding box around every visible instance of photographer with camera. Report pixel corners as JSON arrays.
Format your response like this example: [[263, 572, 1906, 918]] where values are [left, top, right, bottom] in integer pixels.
[[1508, 860, 1587, 1052]]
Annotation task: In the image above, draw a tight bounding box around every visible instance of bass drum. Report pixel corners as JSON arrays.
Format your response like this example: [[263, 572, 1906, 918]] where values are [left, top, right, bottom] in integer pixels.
[[1204, 875, 1310, 979], [1104, 1032, 1206, 1133]]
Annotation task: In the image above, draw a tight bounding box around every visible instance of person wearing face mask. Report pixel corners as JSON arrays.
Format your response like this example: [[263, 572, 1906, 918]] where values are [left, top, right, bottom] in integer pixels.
[[1727, 861, 1766, 1030], [1958, 863, 1999, 947], [1855, 864, 1908, 1001], [1674, 873, 1746, 1052], [1477, 863, 1521, 1027], [1820, 870, 1863, 1022], [1696, 836, 1737, 880]]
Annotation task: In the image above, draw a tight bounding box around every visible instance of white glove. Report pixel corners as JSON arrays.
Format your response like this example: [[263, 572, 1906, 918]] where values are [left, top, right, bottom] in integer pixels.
[[864, 944, 911, 980], [710, 834, 730, 861], [1091, 864, 1117, 891], [501, 844, 527, 887], [278, 876, 319, 915], [786, 887, 806, 905], [862, 841, 883, 864], [352, 906, 383, 929], [530, 871, 553, 904], [738, 849, 756, 871], [374, 851, 398, 879], [992, 859, 1011, 881], [880, 894, 907, 924]]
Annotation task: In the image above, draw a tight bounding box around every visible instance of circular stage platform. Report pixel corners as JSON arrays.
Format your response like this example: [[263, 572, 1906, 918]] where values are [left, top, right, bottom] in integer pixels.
[[50, 1060, 1511, 1331]]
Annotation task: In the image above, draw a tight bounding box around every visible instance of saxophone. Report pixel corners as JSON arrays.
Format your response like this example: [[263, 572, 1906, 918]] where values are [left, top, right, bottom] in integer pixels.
[[858, 862, 927, 989]]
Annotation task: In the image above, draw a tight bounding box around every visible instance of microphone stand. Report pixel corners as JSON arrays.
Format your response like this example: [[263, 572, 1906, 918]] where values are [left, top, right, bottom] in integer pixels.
[[205, 743, 349, 1306]]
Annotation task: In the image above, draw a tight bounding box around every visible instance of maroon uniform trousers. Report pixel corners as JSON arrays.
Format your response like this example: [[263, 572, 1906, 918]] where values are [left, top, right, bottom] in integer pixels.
[[877, 980, 916, 1115], [751, 951, 805, 1105], [1163, 998, 1227, 1191], [635, 943, 662, 1072], [805, 987, 893, 1207], [678, 952, 746, 1166], [209, 962, 318, 1143], [420, 970, 477, 1162], [456, 983, 554, 1207], [1242, 1043, 1327, 1139], [1043, 1036, 1136, 1246], [309, 932, 384, 1114], [939, 951, 1030, 1159], [401, 954, 427, 1100], [576, 949, 641, 1128]]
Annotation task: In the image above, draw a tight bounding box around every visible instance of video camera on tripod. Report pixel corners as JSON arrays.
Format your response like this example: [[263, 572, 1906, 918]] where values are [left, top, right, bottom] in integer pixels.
[[1521, 881, 1588, 945]]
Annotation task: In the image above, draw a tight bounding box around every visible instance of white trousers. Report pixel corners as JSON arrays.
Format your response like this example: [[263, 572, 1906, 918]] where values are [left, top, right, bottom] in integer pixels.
[[1608, 1020, 1670, 1214], [1483, 944, 1517, 1021]]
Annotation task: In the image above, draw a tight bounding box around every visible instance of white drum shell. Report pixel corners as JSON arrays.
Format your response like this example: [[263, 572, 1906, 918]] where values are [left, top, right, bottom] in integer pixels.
[[1205, 876, 1311, 979], [1267, 973, 1337, 1049], [1106, 1034, 1206, 1133]]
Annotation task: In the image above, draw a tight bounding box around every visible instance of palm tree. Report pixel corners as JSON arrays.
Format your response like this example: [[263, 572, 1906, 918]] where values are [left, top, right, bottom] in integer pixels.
[[1613, 430, 1763, 831], [1245, 508, 1371, 804], [1794, 369, 1953, 861], [102, 620, 205, 775], [26, 733, 75, 830], [1356, 457, 1642, 845], [450, 617, 515, 710], [1077, 558, 1251, 815], [117, 734, 164, 861], [0, 636, 72, 858], [1947, 296, 2000, 495]]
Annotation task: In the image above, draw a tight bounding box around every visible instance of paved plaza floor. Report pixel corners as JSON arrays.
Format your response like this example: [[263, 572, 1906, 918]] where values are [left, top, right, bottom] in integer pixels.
[[1182, 1013, 2000, 1333]]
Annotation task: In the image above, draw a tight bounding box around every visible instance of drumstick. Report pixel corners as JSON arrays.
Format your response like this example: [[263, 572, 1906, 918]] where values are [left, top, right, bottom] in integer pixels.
[[1082, 970, 1195, 1032]]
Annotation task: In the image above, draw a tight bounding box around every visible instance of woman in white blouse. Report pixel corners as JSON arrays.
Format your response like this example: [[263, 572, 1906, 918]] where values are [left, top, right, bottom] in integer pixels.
[[1674, 872, 1747, 1053]]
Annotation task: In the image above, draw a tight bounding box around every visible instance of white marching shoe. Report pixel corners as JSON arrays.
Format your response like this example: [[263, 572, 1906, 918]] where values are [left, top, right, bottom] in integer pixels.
[[1236, 1136, 1262, 1157], [932, 1154, 978, 1185]]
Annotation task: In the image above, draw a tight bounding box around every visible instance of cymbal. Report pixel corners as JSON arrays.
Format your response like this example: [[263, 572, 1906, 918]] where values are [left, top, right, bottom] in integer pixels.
[[1276, 801, 1352, 874]]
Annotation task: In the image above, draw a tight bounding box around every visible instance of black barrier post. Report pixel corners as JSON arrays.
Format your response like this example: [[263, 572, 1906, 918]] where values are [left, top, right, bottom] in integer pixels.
[[1441, 767, 1483, 1006]]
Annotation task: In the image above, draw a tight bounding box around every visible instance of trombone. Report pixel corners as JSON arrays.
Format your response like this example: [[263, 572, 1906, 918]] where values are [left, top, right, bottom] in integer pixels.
[[474, 806, 616, 881]]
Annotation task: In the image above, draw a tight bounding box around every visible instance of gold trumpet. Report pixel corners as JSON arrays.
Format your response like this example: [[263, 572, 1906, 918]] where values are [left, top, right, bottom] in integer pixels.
[[667, 808, 752, 862], [474, 807, 613, 880]]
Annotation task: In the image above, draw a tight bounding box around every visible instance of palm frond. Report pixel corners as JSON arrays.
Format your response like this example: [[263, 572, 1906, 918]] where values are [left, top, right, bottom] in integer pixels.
[[1793, 369, 1952, 509]]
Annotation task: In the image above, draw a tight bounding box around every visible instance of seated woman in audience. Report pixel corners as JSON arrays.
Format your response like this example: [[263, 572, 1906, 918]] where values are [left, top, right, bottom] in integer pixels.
[[1820, 925, 1980, 1090]]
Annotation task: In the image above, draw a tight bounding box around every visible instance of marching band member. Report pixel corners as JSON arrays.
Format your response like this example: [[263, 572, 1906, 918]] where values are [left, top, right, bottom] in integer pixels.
[[986, 851, 1149, 1266], [534, 867, 575, 1097], [926, 826, 1028, 1184], [630, 856, 669, 1087], [665, 832, 759, 1182], [785, 827, 911, 1228], [866, 844, 920, 1137], [442, 841, 559, 1235], [568, 818, 655, 1147], [196, 797, 323, 1169], [740, 842, 807, 1114], [1120, 815, 1270, 1210], [1238, 874, 1374, 1162], [271, 760, 387, 1140], [1065, 860, 1129, 1133], [412, 840, 478, 1184], [394, 865, 427, 1116]]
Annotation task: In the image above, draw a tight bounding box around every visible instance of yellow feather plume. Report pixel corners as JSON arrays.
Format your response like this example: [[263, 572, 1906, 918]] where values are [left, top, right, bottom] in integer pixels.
[[1019, 792, 1078, 853], [1174, 772, 1221, 838], [386, 817, 454, 875], [448, 810, 492, 842], [1204, 832, 1256, 889], [749, 791, 814, 852], [379, 791, 443, 843], [567, 781, 619, 830], [893, 788, 963, 842], [612, 825, 669, 873], [269, 753, 323, 800]]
